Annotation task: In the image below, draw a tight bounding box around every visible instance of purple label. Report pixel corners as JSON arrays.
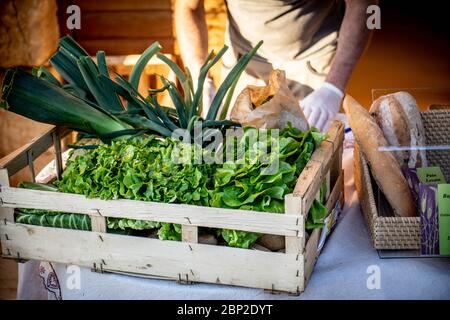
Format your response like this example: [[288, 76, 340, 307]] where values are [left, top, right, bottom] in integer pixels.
[[419, 183, 439, 255], [402, 168, 421, 204]]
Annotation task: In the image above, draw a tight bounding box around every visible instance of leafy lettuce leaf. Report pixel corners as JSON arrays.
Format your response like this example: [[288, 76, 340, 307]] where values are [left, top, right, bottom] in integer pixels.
[[213, 125, 326, 248]]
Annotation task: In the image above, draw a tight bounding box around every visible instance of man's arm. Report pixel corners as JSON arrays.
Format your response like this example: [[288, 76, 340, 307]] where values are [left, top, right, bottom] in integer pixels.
[[325, 0, 376, 92], [174, 0, 208, 77], [301, 0, 376, 131]]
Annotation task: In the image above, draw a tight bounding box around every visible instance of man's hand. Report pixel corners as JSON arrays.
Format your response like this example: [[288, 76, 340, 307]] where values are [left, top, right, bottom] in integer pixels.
[[300, 82, 344, 132], [201, 76, 216, 117]]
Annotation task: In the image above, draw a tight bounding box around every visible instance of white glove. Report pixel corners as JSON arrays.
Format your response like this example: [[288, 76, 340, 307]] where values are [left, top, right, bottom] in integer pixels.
[[201, 77, 216, 118], [300, 82, 344, 132]]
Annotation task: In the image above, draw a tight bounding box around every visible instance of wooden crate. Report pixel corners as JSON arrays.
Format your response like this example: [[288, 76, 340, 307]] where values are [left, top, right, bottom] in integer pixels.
[[0, 122, 344, 294]]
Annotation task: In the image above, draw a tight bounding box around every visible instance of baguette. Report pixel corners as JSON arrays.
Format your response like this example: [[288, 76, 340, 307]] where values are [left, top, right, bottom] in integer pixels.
[[370, 91, 427, 168], [344, 95, 416, 217]]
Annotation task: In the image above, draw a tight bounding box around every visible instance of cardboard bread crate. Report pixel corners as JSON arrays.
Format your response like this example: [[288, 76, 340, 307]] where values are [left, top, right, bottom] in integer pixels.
[[0, 122, 344, 294]]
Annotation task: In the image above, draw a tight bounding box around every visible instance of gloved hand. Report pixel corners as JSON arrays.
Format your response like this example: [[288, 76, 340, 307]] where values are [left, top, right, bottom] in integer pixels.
[[300, 82, 344, 132], [201, 76, 216, 118]]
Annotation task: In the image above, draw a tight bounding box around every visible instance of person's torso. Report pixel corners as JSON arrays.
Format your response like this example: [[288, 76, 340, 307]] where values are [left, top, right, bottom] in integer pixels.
[[226, 0, 345, 62]]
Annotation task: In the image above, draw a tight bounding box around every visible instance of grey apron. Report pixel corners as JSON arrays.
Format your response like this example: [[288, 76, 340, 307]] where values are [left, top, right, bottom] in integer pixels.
[[220, 0, 344, 118]]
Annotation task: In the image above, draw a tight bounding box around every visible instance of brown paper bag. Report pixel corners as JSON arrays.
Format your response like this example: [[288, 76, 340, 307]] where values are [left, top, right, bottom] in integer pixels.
[[230, 70, 309, 131]]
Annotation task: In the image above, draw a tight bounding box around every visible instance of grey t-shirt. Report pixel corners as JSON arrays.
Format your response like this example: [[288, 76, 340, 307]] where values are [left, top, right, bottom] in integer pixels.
[[226, 0, 345, 62]]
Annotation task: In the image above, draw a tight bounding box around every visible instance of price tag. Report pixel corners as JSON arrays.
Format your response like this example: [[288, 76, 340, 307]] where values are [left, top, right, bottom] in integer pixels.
[[438, 184, 450, 255], [417, 167, 446, 184]]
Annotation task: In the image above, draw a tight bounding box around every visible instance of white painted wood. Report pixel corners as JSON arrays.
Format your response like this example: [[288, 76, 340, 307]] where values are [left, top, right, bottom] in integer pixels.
[[325, 170, 331, 200], [181, 225, 198, 243], [0, 187, 302, 237], [0, 121, 346, 294], [1, 222, 302, 293], [310, 140, 334, 175], [304, 171, 344, 286], [0, 169, 14, 257], [304, 228, 321, 285], [91, 216, 107, 233], [295, 160, 323, 216], [325, 121, 345, 153], [0, 169, 14, 223], [283, 194, 305, 293], [284, 194, 305, 255], [326, 172, 344, 213], [0, 127, 71, 176]]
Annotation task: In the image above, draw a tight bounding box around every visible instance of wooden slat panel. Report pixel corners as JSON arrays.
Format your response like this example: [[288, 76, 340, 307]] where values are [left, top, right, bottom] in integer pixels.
[[295, 160, 323, 216], [0, 127, 71, 177], [91, 216, 107, 233], [325, 120, 345, 153], [304, 228, 320, 285], [326, 171, 344, 213], [182, 225, 198, 243], [309, 140, 334, 175], [76, 11, 172, 39], [0, 170, 14, 224], [73, 0, 172, 11], [284, 194, 305, 255], [304, 171, 344, 285], [1, 222, 300, 293], [77, 38, 174, 55], [0, 187, 303, 237], [292, 120, 344, 214]]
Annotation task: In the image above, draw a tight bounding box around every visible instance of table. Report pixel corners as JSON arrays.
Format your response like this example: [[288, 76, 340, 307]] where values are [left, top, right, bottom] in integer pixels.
[[16, 148, 450, 300]]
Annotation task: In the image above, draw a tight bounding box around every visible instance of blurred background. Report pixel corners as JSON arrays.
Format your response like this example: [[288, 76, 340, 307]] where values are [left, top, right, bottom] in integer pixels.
[[0, 0, 449, 299]]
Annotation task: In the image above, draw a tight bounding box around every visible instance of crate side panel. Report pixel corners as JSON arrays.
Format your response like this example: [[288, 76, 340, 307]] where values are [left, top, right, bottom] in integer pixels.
[[1, 222, 302, 293], [0, 187, 301, 237]]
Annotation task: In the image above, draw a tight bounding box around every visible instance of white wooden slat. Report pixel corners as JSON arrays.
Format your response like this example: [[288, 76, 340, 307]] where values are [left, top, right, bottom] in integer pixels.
[[325, 121, 345, 153], [1, 222, 301, 293], [181, 225, 198, 243], [0, 169, 14, 257], [0, 127, 71, 176], [304, 228, 321, 285], [304, 171, 344, 286], [0, 169, 14, 223], [91, 216, 107, 233], [295, 161, 323, 216], [326, 172, 344, 213], [325, 171, 331, 200], [0, 187, 302, 237], [284, 194, 305, 256], [310, 140, 334, 176]]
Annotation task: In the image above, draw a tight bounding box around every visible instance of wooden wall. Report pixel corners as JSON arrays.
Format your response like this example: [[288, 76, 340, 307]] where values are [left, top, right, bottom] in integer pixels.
[[57, 0, 175, 55], [54, 0, 227, 83]]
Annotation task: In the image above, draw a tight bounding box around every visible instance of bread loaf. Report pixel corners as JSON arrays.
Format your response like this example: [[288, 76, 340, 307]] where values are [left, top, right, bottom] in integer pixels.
[[344, 95, 416, 217], [370, 91, 427, 168]]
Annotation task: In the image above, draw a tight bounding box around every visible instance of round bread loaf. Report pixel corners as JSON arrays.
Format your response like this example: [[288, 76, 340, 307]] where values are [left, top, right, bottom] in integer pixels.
[[369, 91, 427, 168], [344, 95, 416, 217]]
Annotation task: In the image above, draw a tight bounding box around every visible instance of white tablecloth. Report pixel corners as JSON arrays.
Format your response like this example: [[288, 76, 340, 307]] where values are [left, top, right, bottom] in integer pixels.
[[16, 148, 450, 300]]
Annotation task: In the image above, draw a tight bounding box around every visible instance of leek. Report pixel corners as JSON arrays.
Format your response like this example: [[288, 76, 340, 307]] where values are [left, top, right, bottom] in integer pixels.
[[1, 36, 263, 142], [1, 69, 131, 137]]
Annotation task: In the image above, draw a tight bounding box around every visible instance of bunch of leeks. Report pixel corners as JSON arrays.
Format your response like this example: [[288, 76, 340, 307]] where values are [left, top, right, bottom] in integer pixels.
[[1, 36, 263, 142]]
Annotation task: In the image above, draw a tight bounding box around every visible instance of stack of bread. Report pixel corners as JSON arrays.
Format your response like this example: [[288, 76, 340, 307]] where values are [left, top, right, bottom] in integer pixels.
[[344, 92, 427, 217]]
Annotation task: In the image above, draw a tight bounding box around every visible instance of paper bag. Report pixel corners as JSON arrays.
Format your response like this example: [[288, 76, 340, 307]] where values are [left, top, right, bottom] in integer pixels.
[[230, 70, 309, 131]]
